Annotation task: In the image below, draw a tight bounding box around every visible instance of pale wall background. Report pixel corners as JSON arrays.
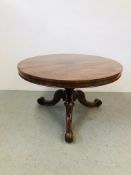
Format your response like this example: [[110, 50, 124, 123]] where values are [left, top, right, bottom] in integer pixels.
[[0, 0, 131, 91]]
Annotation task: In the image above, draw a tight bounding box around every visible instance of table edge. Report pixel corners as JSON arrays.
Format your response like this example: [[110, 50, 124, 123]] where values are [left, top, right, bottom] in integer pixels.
[[18, 69, 122, 88]]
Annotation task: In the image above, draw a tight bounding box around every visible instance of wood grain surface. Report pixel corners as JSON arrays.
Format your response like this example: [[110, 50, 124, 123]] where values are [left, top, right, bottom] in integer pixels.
[[18, 54, 123, 88]]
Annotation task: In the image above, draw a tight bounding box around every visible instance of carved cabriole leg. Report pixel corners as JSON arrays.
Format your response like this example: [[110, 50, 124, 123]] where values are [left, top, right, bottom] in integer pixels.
[[37, 89, 64, 106], [64, 88, 74, 143], [76, 90, 102, 107]]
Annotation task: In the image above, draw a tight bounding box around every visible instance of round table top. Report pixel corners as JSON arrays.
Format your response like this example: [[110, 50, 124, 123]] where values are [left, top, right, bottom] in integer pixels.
[[18, 54, 123, 88]]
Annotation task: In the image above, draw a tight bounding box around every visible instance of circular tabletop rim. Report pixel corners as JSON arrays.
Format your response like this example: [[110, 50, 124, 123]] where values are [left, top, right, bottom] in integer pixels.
[[17, 54, 123, 88]]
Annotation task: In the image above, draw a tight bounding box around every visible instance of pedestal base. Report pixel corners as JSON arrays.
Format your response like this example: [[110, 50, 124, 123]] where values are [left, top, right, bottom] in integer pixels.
[[37, 89, 102, 143]]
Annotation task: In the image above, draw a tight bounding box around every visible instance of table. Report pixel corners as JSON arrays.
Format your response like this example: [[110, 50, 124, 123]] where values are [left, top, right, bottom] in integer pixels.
[[17, 54, 123, 143]]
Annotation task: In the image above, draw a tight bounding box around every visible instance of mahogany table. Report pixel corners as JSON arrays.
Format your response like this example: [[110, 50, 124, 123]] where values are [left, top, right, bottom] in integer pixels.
[[18, 54, 123, 143]]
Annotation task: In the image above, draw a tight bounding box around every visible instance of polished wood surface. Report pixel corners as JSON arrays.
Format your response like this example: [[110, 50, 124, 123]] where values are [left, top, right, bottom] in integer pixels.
[[18, 54, 122, 88]]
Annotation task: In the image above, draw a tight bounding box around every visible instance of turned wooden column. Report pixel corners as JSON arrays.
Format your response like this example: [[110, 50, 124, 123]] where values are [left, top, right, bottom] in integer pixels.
[[64, 88, 74, 143]]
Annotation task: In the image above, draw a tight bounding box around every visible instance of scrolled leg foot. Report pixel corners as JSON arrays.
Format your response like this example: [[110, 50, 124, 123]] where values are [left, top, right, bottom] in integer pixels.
[[37, 97, 46, 105], [37, 89, 64, 106], [65, 131, 73, 143], [94, 99, 102, 107], [76, 90, 102, 108]]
